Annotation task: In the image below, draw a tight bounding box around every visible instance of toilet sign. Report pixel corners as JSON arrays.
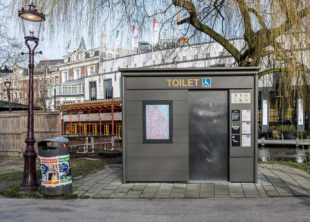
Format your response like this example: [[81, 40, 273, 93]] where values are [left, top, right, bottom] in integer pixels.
[[202, 78, 211, 87]]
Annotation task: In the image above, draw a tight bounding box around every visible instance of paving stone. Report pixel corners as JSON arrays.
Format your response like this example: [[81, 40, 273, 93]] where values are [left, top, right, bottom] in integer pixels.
[[295, 181, 310, 194], [110, 181, 122, 186], [186, 184, 200, 191], [228, 184, 244, 198], [124, 192, 141, 198], [157, 186, 173, 193], [170, 192, 185, 198], [215, 184, 229, 196], [143, 188, 159, 193], [172, 188, 185, 193], [242, 184, 260, 198], [173, 184, 187, 189], [289, 188, 309, 196], [74, 163, 310, 199], [88, 187, 103, 194], [92, 184, 106, 189], [159, 184, 174, 189], [74, 190, 86, 196], [133, 183, 148, 186], [83, 192, 98, 197], [104, 185, 120, 190], [146, 183, 161, 188], [120, 183, 133, 188], [97, 189, 114, 195], [130, 185, 146, 191], [263, 185, 280, 197], [200, 183, 214, 194], [109, 192, 126, 198], [95, 194, 111, 198], [255, 184, 267, 198], [140, 192, 156, 198], [127, 191, 142, 195], [277, 191, 294, 197], [97, 179, 111, 184], [77, 186, 93, 191], [115, 187, 131, 193]]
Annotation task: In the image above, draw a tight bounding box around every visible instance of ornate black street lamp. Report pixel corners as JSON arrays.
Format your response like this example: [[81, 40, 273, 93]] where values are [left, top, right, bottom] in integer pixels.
[[19, 2, 45, 191], [3, 80, 13, 112]]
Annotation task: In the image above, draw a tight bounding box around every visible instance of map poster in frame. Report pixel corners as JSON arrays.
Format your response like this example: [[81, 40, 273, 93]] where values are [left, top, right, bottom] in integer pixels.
[[143, 100, 173, 143]]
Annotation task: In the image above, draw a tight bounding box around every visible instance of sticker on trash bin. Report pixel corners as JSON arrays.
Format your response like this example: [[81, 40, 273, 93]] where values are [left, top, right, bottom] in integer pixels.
[[58, 155, 72, 184], [40, 155, 72, 187]]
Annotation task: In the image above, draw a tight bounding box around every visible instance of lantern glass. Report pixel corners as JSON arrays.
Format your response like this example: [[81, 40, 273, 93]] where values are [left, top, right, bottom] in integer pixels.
[[20, 18, 43, 38], [18, 3, 45, 38]]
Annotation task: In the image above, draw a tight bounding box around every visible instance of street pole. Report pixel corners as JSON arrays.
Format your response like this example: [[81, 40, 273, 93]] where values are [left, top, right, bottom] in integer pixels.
[[4, 80, 13, 112], [21, 36, 39, 191], [18, 3, 45, 191], [54, 87, 57, 111]]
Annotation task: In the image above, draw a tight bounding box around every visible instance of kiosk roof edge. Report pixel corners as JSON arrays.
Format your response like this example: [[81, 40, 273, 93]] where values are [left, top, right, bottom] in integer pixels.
[[120, 67, 260, 77]]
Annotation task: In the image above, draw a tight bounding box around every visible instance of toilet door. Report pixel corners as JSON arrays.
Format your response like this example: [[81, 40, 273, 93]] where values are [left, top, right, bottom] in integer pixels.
[[189, 90, 228, 181]]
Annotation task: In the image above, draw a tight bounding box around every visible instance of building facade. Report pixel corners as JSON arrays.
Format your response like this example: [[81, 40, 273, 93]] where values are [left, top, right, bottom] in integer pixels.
[[46, 39, 309, 137]]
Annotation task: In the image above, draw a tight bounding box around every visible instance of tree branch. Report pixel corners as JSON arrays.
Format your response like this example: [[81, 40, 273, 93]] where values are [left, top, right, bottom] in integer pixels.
[[235, 0, 253, 42], [270, 6, 310, 40], [258, 68, 288, 78], [172, 0, 241, 62], [248, 8, 267, 30]]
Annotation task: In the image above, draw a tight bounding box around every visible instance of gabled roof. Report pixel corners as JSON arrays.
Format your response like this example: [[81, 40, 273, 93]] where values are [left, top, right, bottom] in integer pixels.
[[79, 37, 87, 51], [36, 59, 64, 68]]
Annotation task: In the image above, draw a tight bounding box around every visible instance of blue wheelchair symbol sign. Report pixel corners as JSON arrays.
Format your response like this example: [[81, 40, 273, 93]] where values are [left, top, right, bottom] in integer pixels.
[[202, 78, 211, 87]]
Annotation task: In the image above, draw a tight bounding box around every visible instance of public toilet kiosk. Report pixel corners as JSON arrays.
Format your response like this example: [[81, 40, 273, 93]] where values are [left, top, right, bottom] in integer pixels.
[[121, 67, 259, 183]]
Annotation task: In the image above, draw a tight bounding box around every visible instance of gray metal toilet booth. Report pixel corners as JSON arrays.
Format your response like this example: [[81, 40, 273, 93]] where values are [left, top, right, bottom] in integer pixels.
[[121, 67, 259, 183]]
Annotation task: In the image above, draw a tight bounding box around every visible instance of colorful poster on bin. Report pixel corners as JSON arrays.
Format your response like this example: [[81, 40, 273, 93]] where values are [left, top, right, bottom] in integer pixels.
[[40, 155, 72, 187]]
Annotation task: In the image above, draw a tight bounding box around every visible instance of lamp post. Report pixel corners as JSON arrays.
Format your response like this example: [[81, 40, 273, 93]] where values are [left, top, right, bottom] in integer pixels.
[[3, 80, 13, 112], [19, 2, 45, 191]]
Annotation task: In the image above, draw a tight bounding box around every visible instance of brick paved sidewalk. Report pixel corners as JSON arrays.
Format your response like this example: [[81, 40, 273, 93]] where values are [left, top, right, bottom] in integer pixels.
[[73, 164, 310, 199]]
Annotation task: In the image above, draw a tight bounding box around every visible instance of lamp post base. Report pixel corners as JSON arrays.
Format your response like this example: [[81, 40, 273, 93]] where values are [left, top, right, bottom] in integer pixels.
[[21, 150, 38, 191]]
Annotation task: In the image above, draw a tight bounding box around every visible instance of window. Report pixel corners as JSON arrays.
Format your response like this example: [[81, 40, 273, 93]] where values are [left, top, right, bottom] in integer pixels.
[[104, 79, 113, 99], [79, 53, 85, 60], [182, 56, 186, 61], [74, 68, 81, 79], [87, 66, 95, 76], [62, 71, 68, 83], [143, 101, 173, 143], [89, 81, 97, 100]]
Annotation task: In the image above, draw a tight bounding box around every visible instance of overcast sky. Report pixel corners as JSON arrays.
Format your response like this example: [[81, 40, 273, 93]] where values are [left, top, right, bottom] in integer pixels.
[[1, 0, 212, 63]]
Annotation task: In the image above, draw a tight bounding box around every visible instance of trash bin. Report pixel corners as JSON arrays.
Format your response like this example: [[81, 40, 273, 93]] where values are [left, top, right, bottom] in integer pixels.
[[38, 137, 72, 196]]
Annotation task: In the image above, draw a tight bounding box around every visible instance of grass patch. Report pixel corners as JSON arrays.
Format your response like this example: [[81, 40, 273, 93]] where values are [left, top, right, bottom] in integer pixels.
[[0, 157, 107, 199], [0, 184, 41, 198], [71, 157, 106, 178], [0, 171, 23, 182], [63, 193, 79, 199], [262, 160, 310, 174]]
